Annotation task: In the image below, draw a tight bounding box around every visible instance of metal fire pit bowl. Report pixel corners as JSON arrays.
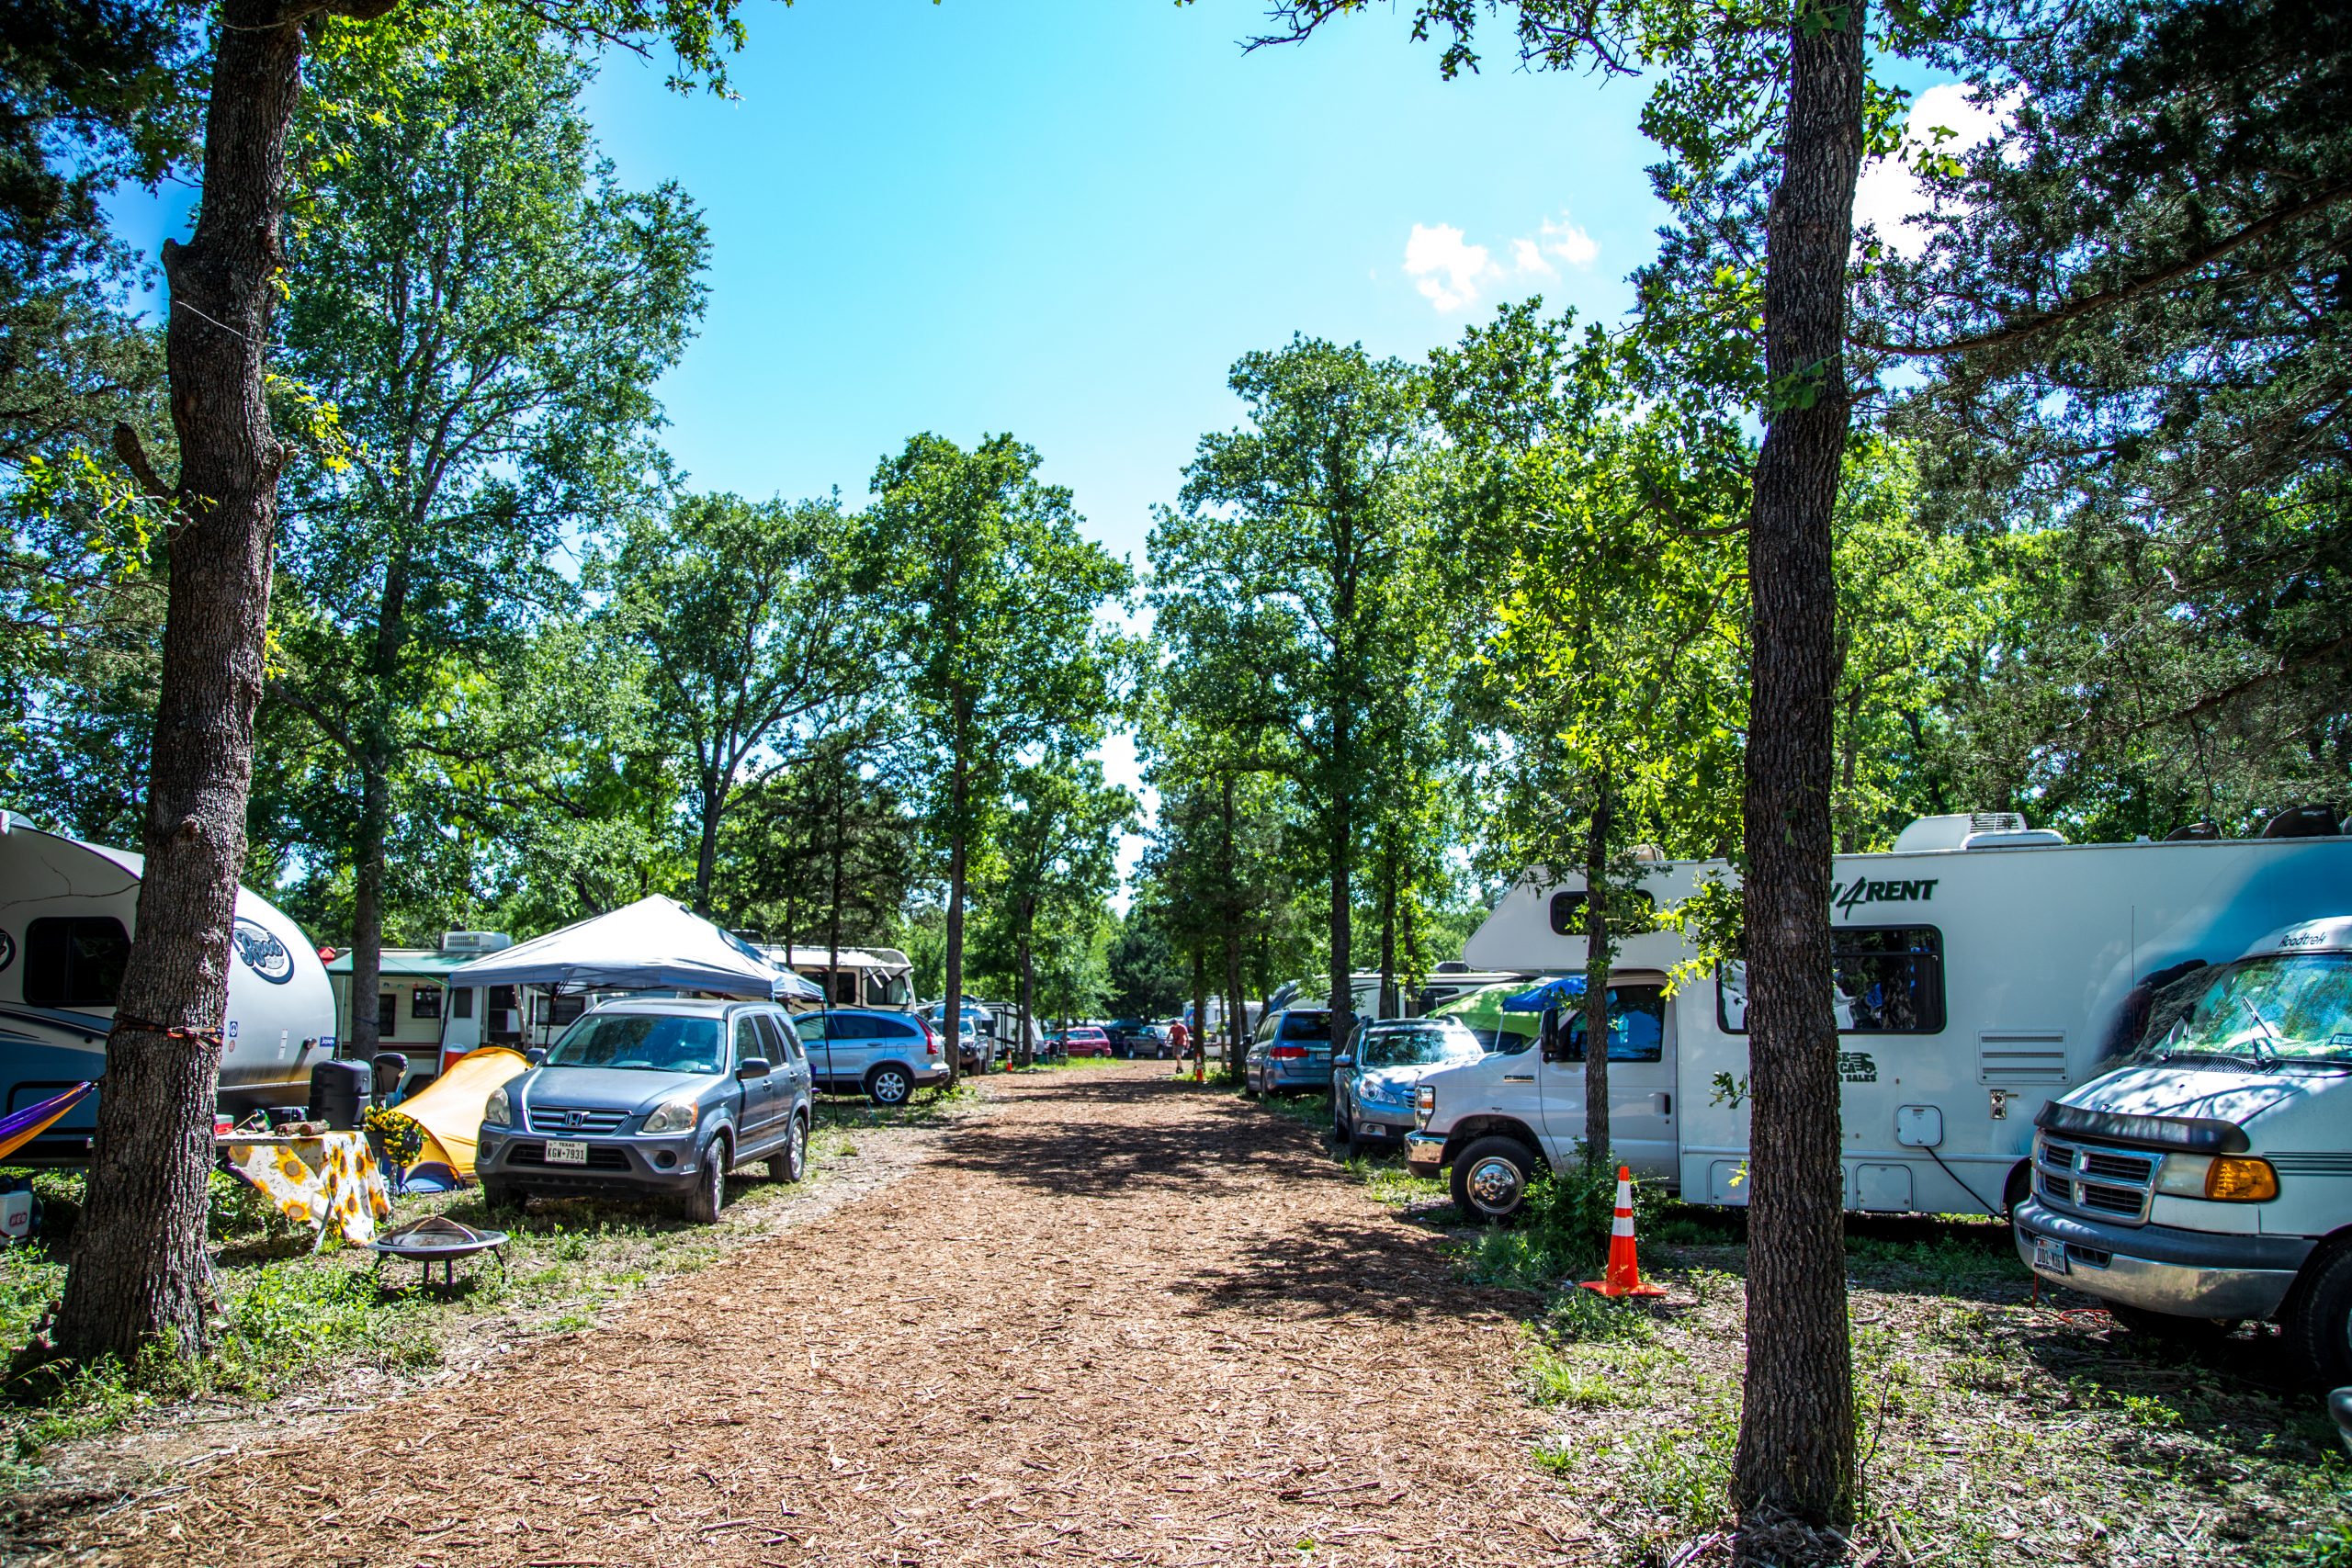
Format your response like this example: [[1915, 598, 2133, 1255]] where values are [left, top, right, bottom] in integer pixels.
[[369, 1213, 510, 1289]]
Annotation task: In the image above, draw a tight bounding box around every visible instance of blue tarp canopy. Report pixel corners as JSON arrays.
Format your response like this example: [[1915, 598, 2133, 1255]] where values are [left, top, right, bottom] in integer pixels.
[[1502, 975, 1589, 1012]]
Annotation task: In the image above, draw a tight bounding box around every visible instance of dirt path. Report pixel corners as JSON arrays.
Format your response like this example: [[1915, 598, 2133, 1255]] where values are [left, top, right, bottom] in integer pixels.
[[33, 1065, 1579, 1566]]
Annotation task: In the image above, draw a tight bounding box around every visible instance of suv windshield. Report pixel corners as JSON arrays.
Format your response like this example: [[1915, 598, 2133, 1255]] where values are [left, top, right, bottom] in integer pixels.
[[2153, 954, 2352, 1066], [546, 1013, 724, 1074], [1359, 1024, 1481, 1068]]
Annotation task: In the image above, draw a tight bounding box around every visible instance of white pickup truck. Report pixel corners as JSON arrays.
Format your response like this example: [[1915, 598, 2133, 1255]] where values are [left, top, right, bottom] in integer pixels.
[[2014, 917, 2352, 1387]]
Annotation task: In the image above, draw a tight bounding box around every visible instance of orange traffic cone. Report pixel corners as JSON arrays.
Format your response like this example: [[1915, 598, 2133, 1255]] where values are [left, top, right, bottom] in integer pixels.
[[1579, 1165, 1667, 1298]]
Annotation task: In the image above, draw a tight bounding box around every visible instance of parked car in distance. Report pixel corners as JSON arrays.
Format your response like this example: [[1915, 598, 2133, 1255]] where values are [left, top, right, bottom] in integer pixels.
[[1243, 1007, 1335, 1097], [1057, 1026, 1112, 1057], [794, 1008, 949, 1106], [920, 1000, 1001, 1075], [1103, 1019, 1167, 1059], [1332, 1017, 1485, 1152], [476, 997, 813, 1223]]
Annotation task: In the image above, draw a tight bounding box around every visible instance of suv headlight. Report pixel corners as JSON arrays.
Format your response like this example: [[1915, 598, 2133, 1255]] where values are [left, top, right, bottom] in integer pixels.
[[1415, 1083, 1436, 1126], [641, 1099, 700, 1135], [483, 1086, 513, 1127]]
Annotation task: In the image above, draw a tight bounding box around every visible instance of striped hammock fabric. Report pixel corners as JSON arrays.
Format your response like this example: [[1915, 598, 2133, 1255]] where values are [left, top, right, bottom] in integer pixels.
[[0, 1081, 96, 1164]]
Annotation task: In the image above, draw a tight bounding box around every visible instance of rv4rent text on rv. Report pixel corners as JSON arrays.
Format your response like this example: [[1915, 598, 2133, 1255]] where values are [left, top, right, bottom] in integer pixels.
[[1404, 812, 2352, 1224]]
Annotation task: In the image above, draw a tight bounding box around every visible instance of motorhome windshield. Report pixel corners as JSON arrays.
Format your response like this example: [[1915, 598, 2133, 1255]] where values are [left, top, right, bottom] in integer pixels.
[[2155, 955, 2352, 1067], [545, 1014, 724, 1074]]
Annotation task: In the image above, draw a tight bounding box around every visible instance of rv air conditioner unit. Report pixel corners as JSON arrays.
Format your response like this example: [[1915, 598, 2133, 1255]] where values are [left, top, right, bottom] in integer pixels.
[[440, 931, 513, 953], [1891, 813, 2067, 853]]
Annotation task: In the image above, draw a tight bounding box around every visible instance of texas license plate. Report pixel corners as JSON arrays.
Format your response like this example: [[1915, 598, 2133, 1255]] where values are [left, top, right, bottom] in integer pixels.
[[545, 1139, 588, 1165], [2031, 1235, 2068, 1275]]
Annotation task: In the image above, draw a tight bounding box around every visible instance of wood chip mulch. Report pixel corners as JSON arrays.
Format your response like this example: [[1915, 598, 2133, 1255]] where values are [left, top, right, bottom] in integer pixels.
[[39, 1064, 1588, 1565]]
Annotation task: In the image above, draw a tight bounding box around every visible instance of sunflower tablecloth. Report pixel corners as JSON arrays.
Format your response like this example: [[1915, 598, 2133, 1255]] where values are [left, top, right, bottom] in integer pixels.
[[222, 1133, 393, 1248]]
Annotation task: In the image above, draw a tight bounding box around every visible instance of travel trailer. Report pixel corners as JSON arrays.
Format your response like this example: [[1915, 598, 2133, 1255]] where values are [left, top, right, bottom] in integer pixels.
[[760, 944, 915, 1010], [1407, 812, 2352, 1223], [1267, 967, 1534, 1024], [0, 814, 335, 1164], [323, 930, 514, 1089]]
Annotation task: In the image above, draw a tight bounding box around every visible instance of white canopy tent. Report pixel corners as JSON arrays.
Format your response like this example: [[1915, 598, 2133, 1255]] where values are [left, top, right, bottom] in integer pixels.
[[449, 896, 822, 1002]]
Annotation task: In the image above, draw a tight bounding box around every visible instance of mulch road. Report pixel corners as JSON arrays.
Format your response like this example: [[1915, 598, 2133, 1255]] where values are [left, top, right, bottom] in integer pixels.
[[44, 1065, 1585, 1566]]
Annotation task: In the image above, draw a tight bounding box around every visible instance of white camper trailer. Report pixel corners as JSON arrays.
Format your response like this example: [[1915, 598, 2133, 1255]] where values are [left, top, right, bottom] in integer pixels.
[[760, 945, 915, 1010], [1406, 812, 2352, 1222], [0, 815, 336, 1164]]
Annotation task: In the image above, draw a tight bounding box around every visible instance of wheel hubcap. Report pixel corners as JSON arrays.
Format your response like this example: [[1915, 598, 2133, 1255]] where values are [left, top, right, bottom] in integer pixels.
[[1466, 1156, 1522, 1213]]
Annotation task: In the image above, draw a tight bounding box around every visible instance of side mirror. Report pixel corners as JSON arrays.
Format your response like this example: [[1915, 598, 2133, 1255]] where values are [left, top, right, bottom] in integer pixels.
[[524, 1047, 548, 1066], [1332, 1053, 1354, 1069], [1539, 1010, 1565, 1063], [736, 1056, 773, 1080]]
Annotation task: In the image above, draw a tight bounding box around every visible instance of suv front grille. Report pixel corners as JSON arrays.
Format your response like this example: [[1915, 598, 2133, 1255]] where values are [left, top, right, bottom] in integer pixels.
[[507, 1140, 631, 1170], [2035, 1134, 2158, 1225], [526, 1105, 630, 1135]]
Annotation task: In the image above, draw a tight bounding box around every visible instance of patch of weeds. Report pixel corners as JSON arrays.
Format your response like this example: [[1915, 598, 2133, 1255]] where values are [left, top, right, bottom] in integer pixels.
[[1542, 1376, 1737, 1540], [1250, 1089, 1334, 1134], [1352, 1158, 1448, 1211], [2282, 1513, 2352, 1568]]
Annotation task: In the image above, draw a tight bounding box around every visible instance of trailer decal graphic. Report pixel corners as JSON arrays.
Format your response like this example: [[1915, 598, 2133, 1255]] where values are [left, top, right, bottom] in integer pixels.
[[232, 918, 296, 985], [1837, 1052, 1878, 1083], [1833, 878, 1939, 915]]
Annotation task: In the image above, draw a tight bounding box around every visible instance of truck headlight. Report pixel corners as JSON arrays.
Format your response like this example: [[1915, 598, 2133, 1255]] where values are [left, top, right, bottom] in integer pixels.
[[2156, 1154, 2278, 1201], [641, 1100, 700, 1135], [1415, 1084, 1435, 1127], [483, 1087, 513, 1127]]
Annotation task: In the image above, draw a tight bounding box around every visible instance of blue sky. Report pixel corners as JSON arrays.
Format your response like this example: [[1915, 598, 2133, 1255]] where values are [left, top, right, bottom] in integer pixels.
[[105, 0, 1973, 898]]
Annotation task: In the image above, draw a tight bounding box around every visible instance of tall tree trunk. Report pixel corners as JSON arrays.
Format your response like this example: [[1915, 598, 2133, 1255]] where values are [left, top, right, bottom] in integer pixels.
[[349, 760, 390, 1059], [827, 778, 845, 1009], [1325, 730, 1354, 1061], [1731, 0, 1868, 1536], [1190, 943, 1208, 1079], [692, 769, 726, 916], [1016, 895, 1036, 1069], [1581, 773, 1613, 1168], [1838, 680, 1864, 855], [1377, 848, 1396, 1021], [940, 731, 967, 1086], [1221, 928, 1244, 1080], [51, 0, 315, 1366]]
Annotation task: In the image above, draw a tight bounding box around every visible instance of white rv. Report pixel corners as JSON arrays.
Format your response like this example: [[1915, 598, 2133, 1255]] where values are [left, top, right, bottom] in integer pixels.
[[0, 815, 336, 1164], [760, 944, 915, 1010], [1407, 812, 2352, 1223]]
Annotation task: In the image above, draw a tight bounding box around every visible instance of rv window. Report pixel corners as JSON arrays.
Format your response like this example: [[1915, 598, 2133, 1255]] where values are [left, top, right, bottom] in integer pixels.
[[1553, 987, 1668, 1062], [23, 917, 131, 1008], [1716, 925, 1945, 1035], [377, 993, 398, 1034], [1549, 889, 1657, 936], [412, 986, 442, 1020], [450, 987, 475, 1020]]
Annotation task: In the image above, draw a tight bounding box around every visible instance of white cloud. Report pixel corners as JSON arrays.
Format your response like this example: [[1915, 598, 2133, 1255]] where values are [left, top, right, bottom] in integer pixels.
[[1539, 216, 1599, 269], [1402, 210, 1601, 312], [1850, 81, 2013, 257], [1404, 223, 1498, 311]]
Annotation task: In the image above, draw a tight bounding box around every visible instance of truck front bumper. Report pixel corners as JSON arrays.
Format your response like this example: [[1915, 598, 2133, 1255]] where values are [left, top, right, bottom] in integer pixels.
[[2012, 1197, 2312, 1320], [1405, 1131, 1447, 1174]]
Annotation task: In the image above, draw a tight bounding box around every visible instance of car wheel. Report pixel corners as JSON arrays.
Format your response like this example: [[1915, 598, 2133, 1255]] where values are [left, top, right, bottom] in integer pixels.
[[2281, 1243, 2352, 1389], [682, 1134, 730, 1224], [867, 1065, 913, 1107], [481, 1179, 524, 1215], [766, 1112, 809, 1184], [1451, 1134, 1539, 1225], [1332, 1095, 1353, 1150]]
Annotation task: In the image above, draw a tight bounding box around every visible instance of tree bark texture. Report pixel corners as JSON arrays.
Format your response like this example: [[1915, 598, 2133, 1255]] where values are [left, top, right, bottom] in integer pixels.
[[1582, 775, 1612, 1168], [1377, 852, 1396, 1021], [940, 733, 967, 1086], [1218, 775, 1245, 1068], [51, 0, 314, 1366], [1190, 944, 1208, 1077], [1325, 716, 1354, 1060], [1016, 891, 1036, 1069], [1732, 0, 1869, 1535]]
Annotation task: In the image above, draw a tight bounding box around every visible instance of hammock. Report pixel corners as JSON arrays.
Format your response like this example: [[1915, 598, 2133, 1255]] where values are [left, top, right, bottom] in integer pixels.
[[0, 1082, 96, 1164]]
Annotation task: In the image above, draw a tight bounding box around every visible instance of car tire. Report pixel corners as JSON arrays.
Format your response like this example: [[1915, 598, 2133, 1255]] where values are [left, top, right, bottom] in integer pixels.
[[1451, 1134, 1540, 1224], [766, 1112, 808, 1184], [481, 1179, 524, 1214], [2280, 1243, 2352, 1389], [1332, 1095, 1356, 1154], [866, 1064, 913, 1107], [681, 1133, 729, 1224]]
